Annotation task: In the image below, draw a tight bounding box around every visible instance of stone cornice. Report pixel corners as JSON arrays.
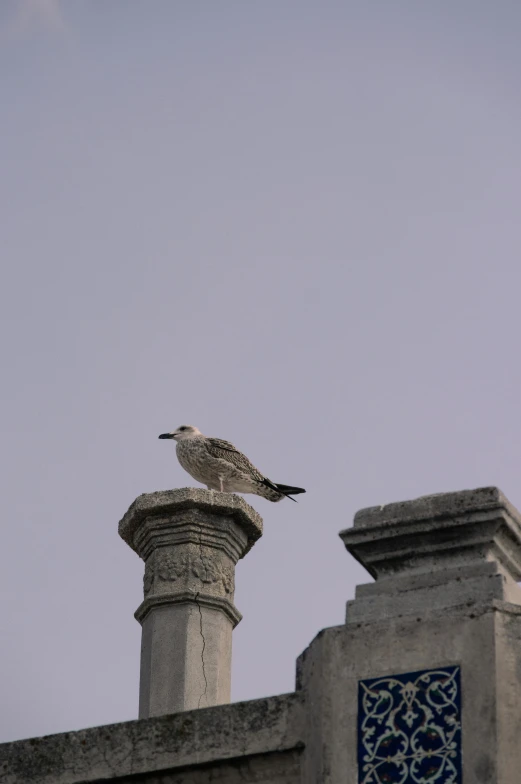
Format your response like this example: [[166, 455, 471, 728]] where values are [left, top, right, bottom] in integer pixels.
[[340, 486, 521, 583]]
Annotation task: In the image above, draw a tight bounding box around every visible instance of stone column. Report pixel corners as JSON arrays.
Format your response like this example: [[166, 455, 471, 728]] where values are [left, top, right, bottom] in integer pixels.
[[119, 488, 263, 718]]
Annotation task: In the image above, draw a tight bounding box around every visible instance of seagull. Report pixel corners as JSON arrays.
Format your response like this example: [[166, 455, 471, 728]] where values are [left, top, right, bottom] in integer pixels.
[[158, 425, 306, 502]]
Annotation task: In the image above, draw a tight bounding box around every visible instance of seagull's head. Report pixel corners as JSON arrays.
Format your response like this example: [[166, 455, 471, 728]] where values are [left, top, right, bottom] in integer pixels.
[[158, 425, 202, 442]]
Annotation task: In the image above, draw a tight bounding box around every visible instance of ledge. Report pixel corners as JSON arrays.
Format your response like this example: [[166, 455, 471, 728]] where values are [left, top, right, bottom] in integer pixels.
[[0, 693, 305, 784], [351, 486, 520, 530]]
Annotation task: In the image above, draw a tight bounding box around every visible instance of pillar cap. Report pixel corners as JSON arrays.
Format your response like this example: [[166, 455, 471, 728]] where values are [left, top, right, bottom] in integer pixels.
[[340, 486, 521, 583], [119, 487, 263, 557]]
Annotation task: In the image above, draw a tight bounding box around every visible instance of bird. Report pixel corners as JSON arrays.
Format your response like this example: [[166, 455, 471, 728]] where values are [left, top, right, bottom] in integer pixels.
[[158, 425, 306, 502]]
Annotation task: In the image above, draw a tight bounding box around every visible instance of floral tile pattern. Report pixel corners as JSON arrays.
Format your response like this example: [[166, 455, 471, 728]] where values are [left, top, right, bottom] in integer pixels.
[[358, 665, 462, 783]]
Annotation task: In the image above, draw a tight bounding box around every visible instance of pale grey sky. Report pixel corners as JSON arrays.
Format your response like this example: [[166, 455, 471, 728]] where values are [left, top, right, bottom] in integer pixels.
[[1, 0, 521, 742]]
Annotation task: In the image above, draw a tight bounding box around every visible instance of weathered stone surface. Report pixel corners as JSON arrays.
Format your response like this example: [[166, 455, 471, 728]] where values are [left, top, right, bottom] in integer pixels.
[[0, 694, 304, 784], [495, 605, 521, 782], [119, 489, 263, 717], [157, 749, 302, 783], [297, 602, 514, 783], [293, 486, 521, 783], [340, 485, 521, 623], [119, 488, 263, 556], [352, 486, 519, 528]]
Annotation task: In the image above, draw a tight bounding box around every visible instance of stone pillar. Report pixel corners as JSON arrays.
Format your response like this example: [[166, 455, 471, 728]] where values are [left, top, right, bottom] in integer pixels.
[[119, 488, 263, 718], [297, 486, 521, 784], [340, 485, 521, 623]]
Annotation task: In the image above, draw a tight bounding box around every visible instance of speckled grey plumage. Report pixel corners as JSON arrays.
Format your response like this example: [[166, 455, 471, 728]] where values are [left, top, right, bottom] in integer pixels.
[[176, 436, 286, 500]]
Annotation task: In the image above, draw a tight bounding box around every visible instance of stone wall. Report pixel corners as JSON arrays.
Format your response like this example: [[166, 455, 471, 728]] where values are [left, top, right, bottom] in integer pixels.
[[0, 694, 304, 784]]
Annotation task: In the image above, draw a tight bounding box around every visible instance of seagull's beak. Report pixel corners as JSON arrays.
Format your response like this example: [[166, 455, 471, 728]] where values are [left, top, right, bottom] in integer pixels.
[[158, 433, 175, 439]]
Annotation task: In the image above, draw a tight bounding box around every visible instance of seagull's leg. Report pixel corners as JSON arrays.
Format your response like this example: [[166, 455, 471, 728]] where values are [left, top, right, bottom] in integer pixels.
[[219, 477, 224, 492]]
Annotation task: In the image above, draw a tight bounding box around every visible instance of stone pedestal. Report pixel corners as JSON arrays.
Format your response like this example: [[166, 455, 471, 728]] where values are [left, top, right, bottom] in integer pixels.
[[119, 488, 263, 718], [341, 485, 521, 624], [297, 486, 521, 784]]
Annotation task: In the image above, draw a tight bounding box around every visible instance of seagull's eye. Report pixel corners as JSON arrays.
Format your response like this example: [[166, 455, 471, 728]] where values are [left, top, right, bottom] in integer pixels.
[[179, 427, 187, 432]]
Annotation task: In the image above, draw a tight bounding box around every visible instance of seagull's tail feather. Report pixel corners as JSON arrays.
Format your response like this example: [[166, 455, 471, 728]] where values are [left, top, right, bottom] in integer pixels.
[[259, 478, 306, 502], [275, 483, 306, 497]]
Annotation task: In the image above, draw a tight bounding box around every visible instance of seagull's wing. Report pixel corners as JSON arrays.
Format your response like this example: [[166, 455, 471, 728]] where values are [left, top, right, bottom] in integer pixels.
[[205, 436, 298, 500], [205, 437, 264, 480]]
